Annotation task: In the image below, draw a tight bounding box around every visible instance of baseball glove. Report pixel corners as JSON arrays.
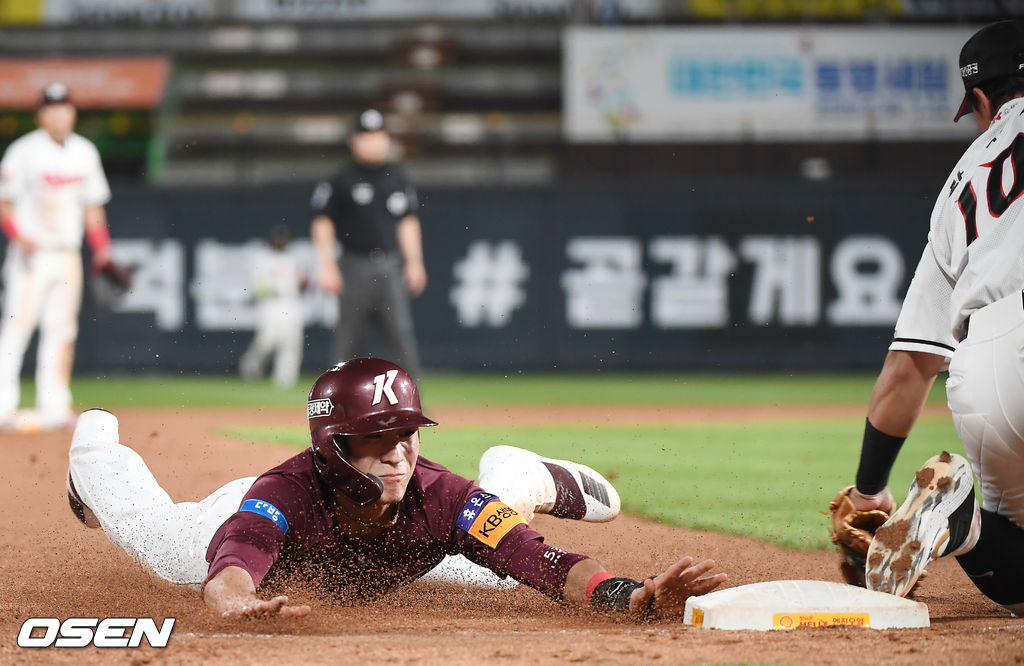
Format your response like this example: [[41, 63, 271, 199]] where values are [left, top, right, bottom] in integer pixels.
[[96, 259, 133, 291], [90, 259, 134, 309], [828, 485, 890, 587]]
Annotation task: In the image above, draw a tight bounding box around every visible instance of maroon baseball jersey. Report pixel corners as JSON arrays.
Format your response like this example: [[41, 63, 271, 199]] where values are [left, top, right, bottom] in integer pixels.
[[204, 450, 588, 600]]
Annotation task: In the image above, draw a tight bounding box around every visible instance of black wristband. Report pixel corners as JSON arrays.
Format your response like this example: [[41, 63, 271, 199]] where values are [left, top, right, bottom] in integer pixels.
[[855, 418, 906, 495], [591, 577, 645, 614]]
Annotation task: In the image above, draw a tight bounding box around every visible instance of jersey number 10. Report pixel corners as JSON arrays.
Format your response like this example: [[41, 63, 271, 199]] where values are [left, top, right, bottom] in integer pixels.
[[958, 133, 1024, 246]]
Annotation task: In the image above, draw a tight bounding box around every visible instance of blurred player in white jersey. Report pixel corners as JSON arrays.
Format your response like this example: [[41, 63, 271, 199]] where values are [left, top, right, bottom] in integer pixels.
[[0, 83, 114, 430], [239, 225, 306, 389], [834, 21, 1024, 613]]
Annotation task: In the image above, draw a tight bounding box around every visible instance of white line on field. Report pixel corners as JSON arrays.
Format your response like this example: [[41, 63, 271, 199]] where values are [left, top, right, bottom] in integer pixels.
[[978, 624, 1024, 632], [181, 633, 285, 639]]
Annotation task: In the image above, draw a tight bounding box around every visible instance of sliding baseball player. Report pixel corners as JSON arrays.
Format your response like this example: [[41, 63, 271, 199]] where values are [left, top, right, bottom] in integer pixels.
[[67, 358, 725, 619]]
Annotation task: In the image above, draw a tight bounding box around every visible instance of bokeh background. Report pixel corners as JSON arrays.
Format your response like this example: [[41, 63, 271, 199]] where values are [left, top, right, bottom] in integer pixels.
[[0, 0, 1017, 376], [0, 0, 1000, 549]]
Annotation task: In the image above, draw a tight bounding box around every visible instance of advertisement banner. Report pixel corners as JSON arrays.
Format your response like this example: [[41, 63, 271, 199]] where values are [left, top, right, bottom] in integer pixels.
[[50, 179, 948, 374], [0, 58, 170, 109], [688, 0, 1023, 18], [0, 0, 43, 25], [901, 0, 1023, 16], [688, 0, 903, 18], [565, 26, 978, 142], [42, 0, 212, 23], [232, 0, 659, 21]]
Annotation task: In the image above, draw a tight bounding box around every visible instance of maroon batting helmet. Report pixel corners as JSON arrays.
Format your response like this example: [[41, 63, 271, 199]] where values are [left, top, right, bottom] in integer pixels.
[[307, 358, 437, 505]]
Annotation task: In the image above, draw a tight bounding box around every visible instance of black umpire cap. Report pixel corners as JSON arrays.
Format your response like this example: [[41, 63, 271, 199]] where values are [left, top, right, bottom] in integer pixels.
[[954, 19, 1024, 122], [38, 81, 72, 108], [351, 108, 386, 135]]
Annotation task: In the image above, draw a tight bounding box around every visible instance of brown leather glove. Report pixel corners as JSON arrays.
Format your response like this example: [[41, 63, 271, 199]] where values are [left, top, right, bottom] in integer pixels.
[[829, 485, 890, 587]]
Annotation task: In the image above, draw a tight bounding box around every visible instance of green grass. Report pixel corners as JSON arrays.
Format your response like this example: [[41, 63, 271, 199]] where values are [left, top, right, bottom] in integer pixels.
[[418, 373, 896, 407], [56, 374, 313, 409], [221, 415, 963, 551], [51, 371, 949, 409]]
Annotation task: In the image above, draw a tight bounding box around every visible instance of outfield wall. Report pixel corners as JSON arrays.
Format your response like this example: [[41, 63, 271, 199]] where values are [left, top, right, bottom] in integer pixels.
[[58, 178, 942, 372]]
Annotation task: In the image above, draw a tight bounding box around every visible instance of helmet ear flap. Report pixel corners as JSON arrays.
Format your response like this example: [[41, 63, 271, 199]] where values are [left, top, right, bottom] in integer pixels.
[[334, 434, 351, 460], [311, 435, 384, 506]]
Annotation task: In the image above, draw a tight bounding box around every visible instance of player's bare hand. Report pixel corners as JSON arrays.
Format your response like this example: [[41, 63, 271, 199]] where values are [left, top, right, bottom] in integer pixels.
[[630, 556, 727, 620], [404, 261, 427, 297], [849, 486, 894, 514], [221, 595, 311, 620], [319, 265, 343, 294]]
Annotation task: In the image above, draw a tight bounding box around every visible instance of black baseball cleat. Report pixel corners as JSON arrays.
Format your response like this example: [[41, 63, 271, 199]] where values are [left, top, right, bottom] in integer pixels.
[[66, 473, 99, 529], [866, 451, 980, 597]]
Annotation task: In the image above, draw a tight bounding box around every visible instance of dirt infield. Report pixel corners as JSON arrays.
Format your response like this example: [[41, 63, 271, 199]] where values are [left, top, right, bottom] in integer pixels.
[[1, 407, 1018, 665]]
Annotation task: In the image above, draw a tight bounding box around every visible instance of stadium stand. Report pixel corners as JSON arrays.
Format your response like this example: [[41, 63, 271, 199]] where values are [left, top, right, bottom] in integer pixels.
[[0, 22, 563, 186], [0, 3, 1017, 188]]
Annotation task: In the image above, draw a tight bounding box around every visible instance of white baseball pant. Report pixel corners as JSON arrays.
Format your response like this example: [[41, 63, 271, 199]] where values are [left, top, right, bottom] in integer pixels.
[[0, 246, 82, 424], [946, 289, 1024, 529], [239, 300, 304, 389]]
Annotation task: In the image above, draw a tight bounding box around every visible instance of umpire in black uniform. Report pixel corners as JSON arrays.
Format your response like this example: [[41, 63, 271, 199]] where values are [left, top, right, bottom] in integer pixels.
[[310, 109, 425, 379]]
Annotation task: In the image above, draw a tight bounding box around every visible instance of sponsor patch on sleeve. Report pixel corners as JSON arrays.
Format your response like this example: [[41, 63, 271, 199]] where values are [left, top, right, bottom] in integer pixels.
[[240, 499, 289, 535], [456, 491, 526, 549]]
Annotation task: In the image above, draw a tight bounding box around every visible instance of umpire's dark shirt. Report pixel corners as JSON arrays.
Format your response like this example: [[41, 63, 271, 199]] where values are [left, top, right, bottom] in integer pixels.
[[310, 161, 418, 256]]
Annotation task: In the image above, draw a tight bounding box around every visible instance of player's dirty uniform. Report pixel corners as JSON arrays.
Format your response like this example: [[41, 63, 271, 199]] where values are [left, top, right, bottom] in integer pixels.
[[205, 452, 585, 599], [845, 20, 1024, 613], [0, 127, 110, 426], [70, 368, 614, 590], [67, 359, 733, 620]]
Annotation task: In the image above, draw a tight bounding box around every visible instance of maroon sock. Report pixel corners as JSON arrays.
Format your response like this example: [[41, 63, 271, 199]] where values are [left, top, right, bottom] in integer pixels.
[[542, 462, 587, 520]]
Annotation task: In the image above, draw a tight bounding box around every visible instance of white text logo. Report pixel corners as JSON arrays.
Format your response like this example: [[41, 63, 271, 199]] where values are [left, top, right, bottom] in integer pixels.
[[18, 617, 175, 648], [307, 399, 334, 418], [371, 370, 399, 406]]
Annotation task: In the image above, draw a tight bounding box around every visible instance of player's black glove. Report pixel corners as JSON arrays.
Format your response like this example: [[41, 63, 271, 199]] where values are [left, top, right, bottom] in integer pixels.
[[96, 260, 133, 292], [90, 259, 134, 309]]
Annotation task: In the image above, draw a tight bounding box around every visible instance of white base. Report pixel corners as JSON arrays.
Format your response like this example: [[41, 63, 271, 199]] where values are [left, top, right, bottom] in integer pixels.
[[683, 580, 929, 630]]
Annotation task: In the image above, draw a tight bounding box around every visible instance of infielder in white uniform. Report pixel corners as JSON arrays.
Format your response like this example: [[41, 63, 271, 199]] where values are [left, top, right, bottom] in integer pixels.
[[839, 21, 1024, 613], [0, 83, 113, 430], [239, 225, 306, 389]]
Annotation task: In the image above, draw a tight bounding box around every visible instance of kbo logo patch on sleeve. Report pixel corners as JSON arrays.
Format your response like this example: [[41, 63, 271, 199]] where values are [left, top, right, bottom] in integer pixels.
[[456, 491, 526, 548], [240, 499, 289, 535]]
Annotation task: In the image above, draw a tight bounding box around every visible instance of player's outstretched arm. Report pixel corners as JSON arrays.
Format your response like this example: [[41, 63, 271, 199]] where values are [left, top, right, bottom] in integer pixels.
[[849, 349, 947, 512], [564, 555, 726, 621], [202, 565, 311, 619]]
